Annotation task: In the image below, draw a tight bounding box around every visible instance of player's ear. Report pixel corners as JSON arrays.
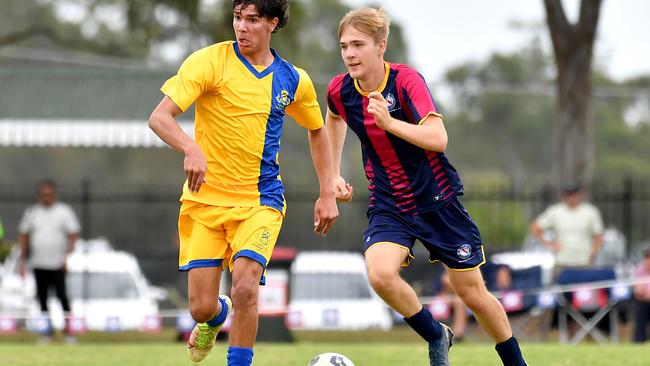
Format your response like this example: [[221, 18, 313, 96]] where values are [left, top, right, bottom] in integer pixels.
[[268, 17, 279, 33], [377, 38, 387, 56]]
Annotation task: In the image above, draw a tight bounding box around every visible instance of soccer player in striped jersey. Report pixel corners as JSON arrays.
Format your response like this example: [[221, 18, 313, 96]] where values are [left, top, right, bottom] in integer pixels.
[[326, 7, 527, 366], [149, 1, 338, 365]]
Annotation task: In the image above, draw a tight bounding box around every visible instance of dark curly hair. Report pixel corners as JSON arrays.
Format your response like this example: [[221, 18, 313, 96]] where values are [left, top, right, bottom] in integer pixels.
[[232, 0, 289, 33]]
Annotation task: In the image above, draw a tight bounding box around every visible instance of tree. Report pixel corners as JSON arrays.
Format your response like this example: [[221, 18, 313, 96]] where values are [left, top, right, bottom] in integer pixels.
[[543, 0, 603, 191], [444, 37, 556, 187]]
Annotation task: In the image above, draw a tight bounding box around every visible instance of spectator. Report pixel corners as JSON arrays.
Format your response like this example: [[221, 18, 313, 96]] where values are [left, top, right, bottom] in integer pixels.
[[633, 244, 650, 343], [18, 180, 80, 343], [530, 184, 604, 277], [493, 265, 514, 291]]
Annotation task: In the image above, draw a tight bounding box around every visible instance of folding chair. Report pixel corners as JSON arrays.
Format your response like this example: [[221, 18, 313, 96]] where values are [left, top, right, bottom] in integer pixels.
[[555, 267, 620, 344]]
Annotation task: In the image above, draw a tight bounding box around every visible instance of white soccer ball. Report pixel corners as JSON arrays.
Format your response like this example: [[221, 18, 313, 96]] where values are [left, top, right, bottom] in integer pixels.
[[308, 353, 355, 366]]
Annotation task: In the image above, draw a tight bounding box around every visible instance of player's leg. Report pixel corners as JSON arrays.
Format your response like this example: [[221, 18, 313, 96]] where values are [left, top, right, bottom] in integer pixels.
[[226, 206, 283, 366], [187, 267, 232, 363], [227, 257, 263, 366], [365, 243, 452, 366], [422, 197, 527, 366], [179, 202, 232, 363], [188, 266, 225, 323], [447, 268, 526, 365], [365, 243, 421, 316], [446, 268, 512, 341]]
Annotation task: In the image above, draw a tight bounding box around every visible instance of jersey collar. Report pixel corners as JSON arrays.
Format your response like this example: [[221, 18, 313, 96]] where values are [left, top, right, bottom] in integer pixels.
[[233, 41, 281, 79], [353, 62, 390, 96]]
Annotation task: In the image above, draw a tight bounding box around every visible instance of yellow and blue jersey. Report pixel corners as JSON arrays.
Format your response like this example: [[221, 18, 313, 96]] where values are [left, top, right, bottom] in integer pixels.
[[161, 41, 323, 213]]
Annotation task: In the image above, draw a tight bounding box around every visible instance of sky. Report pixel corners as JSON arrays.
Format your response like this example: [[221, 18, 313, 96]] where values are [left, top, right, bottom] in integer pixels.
[[341, 0, 650, 83]]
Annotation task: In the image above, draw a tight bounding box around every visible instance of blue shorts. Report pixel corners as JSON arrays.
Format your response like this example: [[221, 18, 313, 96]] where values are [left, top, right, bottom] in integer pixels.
[[363, 197, 485, 271]]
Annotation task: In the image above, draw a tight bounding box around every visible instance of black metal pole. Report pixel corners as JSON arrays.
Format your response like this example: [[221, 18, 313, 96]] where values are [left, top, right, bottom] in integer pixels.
[[623, 177, 633, 257]]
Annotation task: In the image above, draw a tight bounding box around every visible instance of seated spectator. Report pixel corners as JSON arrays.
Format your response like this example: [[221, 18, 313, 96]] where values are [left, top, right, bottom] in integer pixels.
[[633, 244, 650, 343], [483, 263, 543, 313], [494, 265, 513, 291]]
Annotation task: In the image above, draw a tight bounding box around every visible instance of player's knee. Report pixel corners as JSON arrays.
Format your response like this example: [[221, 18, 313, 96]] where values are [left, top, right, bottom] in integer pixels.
[[189, 301, 217, 323], [367, 267, 396, 292], [231, 282, 258, 309], [456, 285, 489, 312]]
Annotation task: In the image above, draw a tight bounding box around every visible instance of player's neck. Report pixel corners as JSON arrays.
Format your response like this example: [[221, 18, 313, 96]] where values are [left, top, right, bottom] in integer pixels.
[[357, 62, 387, 92], [241, 47, 275, 67]]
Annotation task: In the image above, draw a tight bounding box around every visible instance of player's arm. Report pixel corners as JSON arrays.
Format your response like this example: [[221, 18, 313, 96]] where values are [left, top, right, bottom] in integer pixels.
[[148, 97, 206, 193], [325, 108, 353, 202], [367, 92, 448, 152], [289, 69, 339, 235], [307, 127, 339, 236]]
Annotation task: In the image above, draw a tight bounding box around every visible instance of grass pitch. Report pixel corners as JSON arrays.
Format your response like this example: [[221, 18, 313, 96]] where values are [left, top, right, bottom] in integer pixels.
[[1, 342, 649, 366]]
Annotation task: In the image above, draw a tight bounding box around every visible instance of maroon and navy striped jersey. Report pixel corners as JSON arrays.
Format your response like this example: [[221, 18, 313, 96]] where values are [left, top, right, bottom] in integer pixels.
[[327, 63, 463, 214]]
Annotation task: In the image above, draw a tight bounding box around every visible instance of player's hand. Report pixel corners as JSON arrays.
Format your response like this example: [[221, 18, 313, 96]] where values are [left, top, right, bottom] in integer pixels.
[[184, 143, 207, 193], [334, 176, 353, 203], [313, 194, 338, 236], [367, 92, 393, 130]]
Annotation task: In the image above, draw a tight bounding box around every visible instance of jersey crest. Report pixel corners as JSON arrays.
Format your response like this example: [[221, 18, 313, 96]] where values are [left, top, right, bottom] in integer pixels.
[[275, 89, 292, 111]]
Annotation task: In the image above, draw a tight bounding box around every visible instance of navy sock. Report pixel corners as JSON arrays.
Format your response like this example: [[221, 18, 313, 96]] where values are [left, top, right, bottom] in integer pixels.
[[495, 337, 527, 366], [227, 346, 254, 366], [206, 297, 228, 327], [403, 306, 443, 343]]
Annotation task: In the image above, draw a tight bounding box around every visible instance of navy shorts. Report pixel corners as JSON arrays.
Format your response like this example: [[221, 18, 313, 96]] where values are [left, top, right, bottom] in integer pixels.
[[363, 197, 485, 270]]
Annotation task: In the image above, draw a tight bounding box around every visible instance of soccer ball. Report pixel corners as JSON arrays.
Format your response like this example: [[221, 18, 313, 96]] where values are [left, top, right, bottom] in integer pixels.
[[308, 352, 355, 366]]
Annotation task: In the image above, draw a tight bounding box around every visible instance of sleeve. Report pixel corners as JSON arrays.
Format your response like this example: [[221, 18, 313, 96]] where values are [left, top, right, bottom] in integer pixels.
[[535, 206, 556, 231], [18, 207, 32, 234], [326, 76, 342, 116], [63, 205, 81, 234], [286, 68, 324, 130], [396, 68, 443, 124], [160, 49, 216, 112]]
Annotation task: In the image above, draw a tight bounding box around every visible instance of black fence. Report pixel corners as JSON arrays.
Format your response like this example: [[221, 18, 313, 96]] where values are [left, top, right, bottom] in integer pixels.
[[2, 179, 650, 288]]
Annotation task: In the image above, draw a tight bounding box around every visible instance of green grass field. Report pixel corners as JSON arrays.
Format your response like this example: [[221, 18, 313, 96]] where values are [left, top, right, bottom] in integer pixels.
[[1, 342, 649, 366]]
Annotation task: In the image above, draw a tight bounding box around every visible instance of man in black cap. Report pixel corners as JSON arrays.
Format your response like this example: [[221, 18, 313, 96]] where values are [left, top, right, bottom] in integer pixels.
[[530, 184, 604, 274]]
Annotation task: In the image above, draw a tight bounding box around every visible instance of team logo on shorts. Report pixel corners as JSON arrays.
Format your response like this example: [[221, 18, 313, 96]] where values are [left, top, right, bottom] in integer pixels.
[[457, 244, 472, 259], [251, 229, 271, 255]]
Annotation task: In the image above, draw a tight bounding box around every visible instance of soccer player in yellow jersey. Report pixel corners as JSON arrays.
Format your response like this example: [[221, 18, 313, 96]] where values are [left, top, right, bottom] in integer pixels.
[[148, 1, 338, 365]]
